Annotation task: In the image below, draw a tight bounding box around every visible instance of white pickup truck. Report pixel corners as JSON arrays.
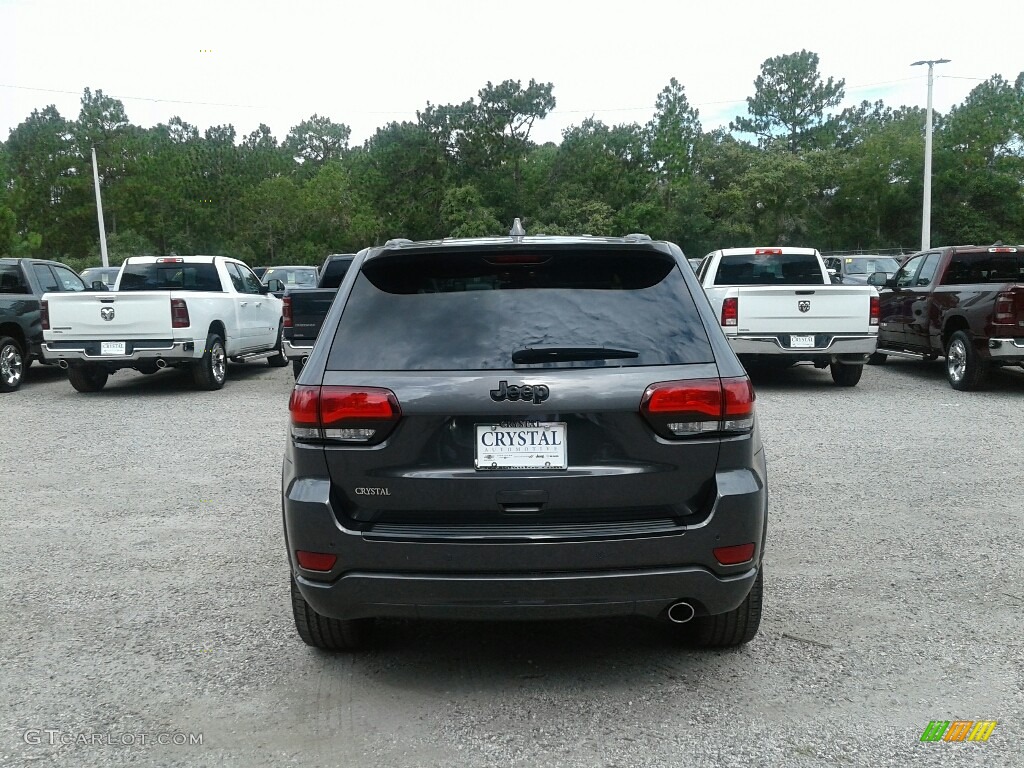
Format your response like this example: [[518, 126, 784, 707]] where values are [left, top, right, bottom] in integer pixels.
[[696, 247, 879, 386], [41, 255, 287, 392]]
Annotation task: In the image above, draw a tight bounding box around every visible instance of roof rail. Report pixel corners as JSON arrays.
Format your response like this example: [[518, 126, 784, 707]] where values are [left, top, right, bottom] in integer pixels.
[[383, 238, 414, 248], [623, 233, 652, 242]]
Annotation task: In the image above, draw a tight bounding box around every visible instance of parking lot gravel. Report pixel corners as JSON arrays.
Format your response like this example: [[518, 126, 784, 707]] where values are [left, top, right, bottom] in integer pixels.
[[1, 358, 1022, 767]]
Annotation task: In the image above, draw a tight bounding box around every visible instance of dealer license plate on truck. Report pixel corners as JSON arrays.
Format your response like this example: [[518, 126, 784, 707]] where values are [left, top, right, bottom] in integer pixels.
[[474, 422, 568, 470], [101, 342, 126, 356], [790, 335, 815, 349]]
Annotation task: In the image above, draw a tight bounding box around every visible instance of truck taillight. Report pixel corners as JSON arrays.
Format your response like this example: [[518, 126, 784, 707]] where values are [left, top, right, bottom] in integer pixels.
[[994, 291, 1016, 325], [870, 295, 880, 326], [41, 300, 49, 331], [290, 385, 401, 443], [641, 377, 755, 438], [988, 247, 1017, 253], [721, 297, 738, 327], [170, 298, 190, 328], [283, 295, 292, 329], [754, 248, 783, 255]]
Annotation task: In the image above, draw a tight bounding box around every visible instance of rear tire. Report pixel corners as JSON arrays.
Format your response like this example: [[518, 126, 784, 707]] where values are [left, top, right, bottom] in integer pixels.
[[68, 365, 109, 393], [268, 324, 288, 367], [0, 336, 25, 392], [192, 333, 227, 390], [686, 569, 763, 648], [945, 330, 987, 391], [290, 578, 373, 651], [830, 362, 863, 386], [867, 352, 887, 365]]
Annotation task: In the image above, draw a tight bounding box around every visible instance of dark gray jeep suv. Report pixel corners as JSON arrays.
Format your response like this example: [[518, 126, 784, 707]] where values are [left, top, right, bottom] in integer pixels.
[[282, 227, 768, 650]]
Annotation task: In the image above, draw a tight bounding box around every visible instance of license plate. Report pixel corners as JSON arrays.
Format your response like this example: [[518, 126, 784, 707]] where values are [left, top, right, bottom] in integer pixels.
[[101, 341, 126, 356], [475, 422, 567, 470], [790, 334, 815, 349]]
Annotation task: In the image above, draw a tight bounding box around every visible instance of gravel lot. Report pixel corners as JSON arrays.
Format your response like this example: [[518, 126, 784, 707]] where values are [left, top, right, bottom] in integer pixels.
[[1, 358, 1022, 768]]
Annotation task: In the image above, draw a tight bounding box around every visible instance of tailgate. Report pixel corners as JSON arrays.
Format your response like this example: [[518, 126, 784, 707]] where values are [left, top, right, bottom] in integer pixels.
[[734, 286, 872, 334], [289, 289, 337, 343], [44, 291, 173, 339]]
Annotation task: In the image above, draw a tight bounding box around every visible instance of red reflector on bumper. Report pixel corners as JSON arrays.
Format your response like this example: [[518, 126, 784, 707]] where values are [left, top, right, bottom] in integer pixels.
[[713, 543, 755, 565], [296, 550, 337, 571]]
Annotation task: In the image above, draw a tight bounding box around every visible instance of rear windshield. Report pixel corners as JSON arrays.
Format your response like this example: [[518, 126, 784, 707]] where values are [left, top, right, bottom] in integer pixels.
[[327, 249, 714, 371], [845, 257, 900, 275], [320, 258, 353, 289], [942, 253, 1024, 285], [714, 254, 826, 285], [118, 262, 222, 292]]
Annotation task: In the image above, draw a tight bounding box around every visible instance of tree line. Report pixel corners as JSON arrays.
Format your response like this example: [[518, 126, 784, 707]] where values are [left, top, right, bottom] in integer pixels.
[[2, 50, 1022, 272]]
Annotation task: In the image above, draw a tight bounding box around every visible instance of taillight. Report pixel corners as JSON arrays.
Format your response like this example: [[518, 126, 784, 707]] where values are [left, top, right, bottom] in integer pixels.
[[282, 295, 293, 329], [641, 377, 755, 438], [713, 543, 755, 565], [721, 297, 738, 327], [993, 291, 1016, 325], [170, 298, 190, 328], [988, 247, 1017, 253], [869, 295, 880, 326], [295, 550, 337, 571], [289, 385, 401, 443], [41, 299, 50, 331], [754, 248, 782, 255]]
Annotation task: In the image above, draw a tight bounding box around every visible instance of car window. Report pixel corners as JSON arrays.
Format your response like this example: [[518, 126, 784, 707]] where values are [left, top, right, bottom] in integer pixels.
[[119, 262, 223, 291], [235, 263, 264, 294], [320, 258, 353, 289], [33, 264, 60, 292], [713, 254, 826, 285], [914, 253, 941, 286], [52, 265, 86, 292], [225, 263, 248, 293], [0, 265, 29, 294], [895, 255, 924, 288], [327, 249, 715, 371], [942, 252, 1024, 284]]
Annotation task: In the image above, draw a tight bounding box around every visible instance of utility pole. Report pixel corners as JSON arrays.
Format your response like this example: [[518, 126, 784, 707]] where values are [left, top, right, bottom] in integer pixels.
[[911, 58, 950, 251], [91, 146, 109, 267]]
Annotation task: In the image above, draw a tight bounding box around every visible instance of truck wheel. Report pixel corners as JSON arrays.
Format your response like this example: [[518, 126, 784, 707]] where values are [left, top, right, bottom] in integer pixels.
[[268, 324, 288, 368], [946, 330, 988, 391], [68, 365, 109, 393], [192, 333, 227, 390], [867, 353, 887, 365], [0, 336, 25, 392], [290, 578, 373, 651], [685, 569, 763, 648], [830, 362, 863, 386]]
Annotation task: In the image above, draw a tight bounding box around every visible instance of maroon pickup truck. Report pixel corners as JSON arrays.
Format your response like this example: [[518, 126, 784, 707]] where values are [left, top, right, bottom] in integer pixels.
[[867, 244, 1024, 390]]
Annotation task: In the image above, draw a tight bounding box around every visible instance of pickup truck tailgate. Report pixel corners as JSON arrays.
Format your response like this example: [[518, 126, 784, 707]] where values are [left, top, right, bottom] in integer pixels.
[[45, 292, 174, 339], [289, 288, 337, 344], [735, 287, 872, 333]]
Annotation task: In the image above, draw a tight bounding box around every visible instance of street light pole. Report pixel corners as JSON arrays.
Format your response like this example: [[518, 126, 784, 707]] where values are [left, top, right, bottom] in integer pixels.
[[911, 58, 950, 251], [90, 145, 109, 268]]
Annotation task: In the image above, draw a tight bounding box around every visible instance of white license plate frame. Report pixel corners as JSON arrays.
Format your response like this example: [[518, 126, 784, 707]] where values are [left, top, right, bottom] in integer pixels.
[[100, 341, 126, 356], [790, 334, 816, 349], [474, 422, 568, 471]]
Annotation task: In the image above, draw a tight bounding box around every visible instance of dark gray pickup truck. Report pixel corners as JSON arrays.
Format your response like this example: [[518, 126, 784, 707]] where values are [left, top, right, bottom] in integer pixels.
[[282, 253, 354, 378], [0, 258, 99, 391]]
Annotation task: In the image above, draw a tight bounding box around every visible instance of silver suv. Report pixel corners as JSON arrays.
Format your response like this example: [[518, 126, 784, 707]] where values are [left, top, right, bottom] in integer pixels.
[[282, 227, 768, 650]]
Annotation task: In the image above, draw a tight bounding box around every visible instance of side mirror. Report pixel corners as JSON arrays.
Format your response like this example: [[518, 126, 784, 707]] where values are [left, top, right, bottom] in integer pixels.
[[91, 281, 109, 291], [826, 268, 837, 277], [266, 279, 284, 292], [867, 272, 889, 287]]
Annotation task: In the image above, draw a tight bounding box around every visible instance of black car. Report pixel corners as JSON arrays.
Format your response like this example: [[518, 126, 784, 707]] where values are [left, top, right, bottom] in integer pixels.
[[282, 224, 768, 651], [252, 267, 268, 280]]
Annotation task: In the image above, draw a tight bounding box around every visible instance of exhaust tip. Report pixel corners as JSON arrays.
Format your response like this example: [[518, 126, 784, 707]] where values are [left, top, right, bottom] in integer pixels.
[[58, 360, 69, 370], [667, 601, 695, 624]]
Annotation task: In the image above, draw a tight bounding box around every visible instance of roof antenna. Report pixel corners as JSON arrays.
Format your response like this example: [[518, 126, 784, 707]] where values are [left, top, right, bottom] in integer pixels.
[[509, 218, 526, 238]]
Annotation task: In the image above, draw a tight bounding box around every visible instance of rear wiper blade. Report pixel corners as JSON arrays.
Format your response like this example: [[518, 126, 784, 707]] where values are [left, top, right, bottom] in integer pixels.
[[511, 346, 640, 364]]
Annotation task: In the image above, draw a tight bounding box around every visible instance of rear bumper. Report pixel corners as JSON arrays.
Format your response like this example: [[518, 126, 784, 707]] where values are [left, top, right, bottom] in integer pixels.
[[282, 338, 313, 362], [728, 333, 877, 358], [283, 462, 768, 621], [986, 337, 1024, 361], [41, 339, 198, 363]]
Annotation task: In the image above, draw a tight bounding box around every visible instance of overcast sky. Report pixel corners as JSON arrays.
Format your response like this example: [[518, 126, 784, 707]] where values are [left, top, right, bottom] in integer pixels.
[[4, 0, 1022, 146]]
